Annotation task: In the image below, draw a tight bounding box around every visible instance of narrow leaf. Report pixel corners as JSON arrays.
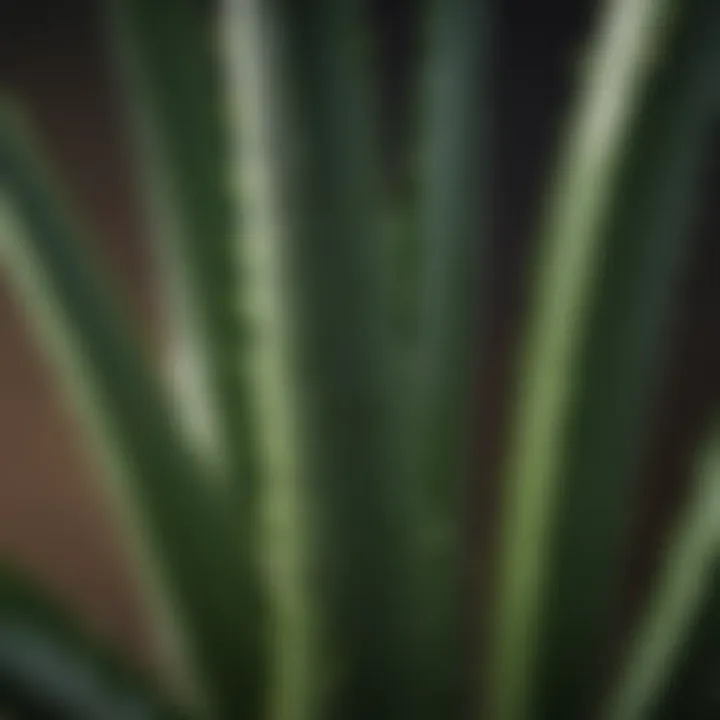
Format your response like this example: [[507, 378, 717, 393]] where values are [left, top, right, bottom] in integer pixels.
[[103, 0, 257, 495], [0, 565, 186, 720], [648, 565, 720, 719], [488, 1, 720, 718], [221, 2, 412, 718], [408, 0, 489, 715], [605, 427, 720, 720], [0, 110, 263, 718]]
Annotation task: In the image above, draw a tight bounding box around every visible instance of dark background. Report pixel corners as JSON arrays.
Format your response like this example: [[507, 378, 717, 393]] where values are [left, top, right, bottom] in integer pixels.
[[0, 0, 717, 697]]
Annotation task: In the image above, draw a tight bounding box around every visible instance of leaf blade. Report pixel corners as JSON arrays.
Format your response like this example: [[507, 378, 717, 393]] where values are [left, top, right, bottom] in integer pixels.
[[604, 427, 720, 720], [408, 0, 489, 715], [104, 0, 257, 496], [487, 1, 720, 717], [0, 110, 263, 718], [221, 2, 413, 717], [0, 565, 187, 720]]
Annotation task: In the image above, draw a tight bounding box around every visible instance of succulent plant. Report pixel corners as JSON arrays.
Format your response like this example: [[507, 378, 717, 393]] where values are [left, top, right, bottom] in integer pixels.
[[0, 1, 718, 718]]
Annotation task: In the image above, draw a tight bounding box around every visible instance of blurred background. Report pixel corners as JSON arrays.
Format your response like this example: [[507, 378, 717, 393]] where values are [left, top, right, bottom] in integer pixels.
[[0, 0, 717, 691]]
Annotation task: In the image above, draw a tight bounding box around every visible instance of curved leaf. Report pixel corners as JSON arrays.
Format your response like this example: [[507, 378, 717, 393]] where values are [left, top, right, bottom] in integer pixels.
[[103, 0, 259, 495], [487, 0, 720, 717], [221, 1, 413, 717], [0, 109, 263, 718], [605, 427, 720, 720], [0, 565, 186, 720]]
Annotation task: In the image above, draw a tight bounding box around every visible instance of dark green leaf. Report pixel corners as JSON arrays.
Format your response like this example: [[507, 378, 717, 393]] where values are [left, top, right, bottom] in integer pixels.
[[0, 110, 263, 718], [407, 0, 489, 716], [0, 565, 186, 720], [221, 1, 413, 717], [104, 0, 259, 501], [605, 426, 720, 720], [488, 1, 720, 717]]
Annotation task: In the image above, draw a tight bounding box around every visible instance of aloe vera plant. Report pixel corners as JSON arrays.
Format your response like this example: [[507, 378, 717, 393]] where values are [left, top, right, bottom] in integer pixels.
[[0, 0, 717, 719]]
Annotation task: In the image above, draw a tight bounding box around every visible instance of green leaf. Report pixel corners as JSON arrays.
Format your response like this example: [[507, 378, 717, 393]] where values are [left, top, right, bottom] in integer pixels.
[[604, 426, 720, 720], [487, 1, 720, 718], [647, 566, 720, 719], [0, 565, 186, 720], [221, 1, 412, 717], [103, 0, 259, 496], [0, 109, 263, 718], [407, 0, 489, 715]]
